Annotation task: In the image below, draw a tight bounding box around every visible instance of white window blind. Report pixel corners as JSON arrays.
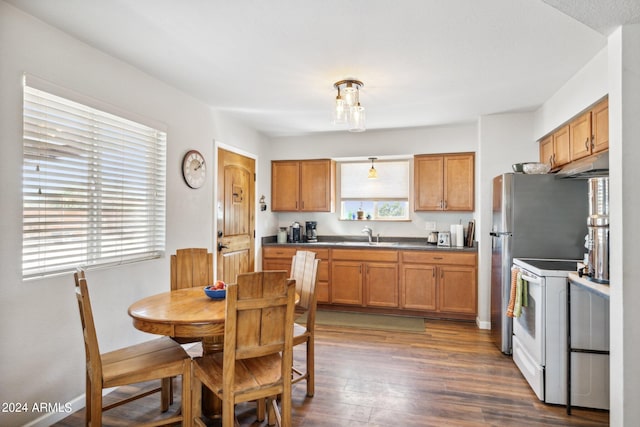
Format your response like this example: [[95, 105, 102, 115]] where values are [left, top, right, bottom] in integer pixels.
[[340, 160, 409, 199], [22, 83, 167, 280]]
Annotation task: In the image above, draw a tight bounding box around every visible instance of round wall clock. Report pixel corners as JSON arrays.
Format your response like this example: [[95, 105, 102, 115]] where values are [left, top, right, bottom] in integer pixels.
[[182, 150, 206, 189]]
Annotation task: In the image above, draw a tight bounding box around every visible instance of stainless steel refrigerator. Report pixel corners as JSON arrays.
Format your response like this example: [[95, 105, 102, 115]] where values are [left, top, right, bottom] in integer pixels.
[[490, 173, 588, 354]]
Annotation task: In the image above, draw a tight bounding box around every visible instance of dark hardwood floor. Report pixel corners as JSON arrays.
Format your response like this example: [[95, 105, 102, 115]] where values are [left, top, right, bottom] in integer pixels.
[[54, 320, 609, 426]]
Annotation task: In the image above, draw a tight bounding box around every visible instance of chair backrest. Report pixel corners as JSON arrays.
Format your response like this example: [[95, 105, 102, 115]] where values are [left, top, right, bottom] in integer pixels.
[[74, 269, 102, 384], [290, 251, 319, 312], [170, 248, 213, 290], [223, 271, 296, 394]]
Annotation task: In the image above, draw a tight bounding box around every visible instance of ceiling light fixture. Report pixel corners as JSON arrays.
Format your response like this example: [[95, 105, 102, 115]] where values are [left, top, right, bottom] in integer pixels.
[[368, 157, 378, 179], [333, 79, 365, 132]]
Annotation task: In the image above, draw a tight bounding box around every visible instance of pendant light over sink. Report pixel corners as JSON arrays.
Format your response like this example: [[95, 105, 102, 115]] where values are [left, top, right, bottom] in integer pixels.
[[367, 157, 378, 179], [332, 79, 365, 132]]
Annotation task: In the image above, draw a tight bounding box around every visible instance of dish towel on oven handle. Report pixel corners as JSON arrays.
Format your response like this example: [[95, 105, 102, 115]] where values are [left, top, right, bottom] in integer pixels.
[[507, 267, 528, 318]]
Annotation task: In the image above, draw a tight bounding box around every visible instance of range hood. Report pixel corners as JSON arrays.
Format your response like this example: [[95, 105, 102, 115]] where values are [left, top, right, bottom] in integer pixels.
[[556, 151, 609, 179]]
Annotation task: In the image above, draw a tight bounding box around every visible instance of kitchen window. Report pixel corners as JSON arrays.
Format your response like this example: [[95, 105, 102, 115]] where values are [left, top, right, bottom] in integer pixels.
[[22, 76, 167, 280], [339, 159, 410, 221]]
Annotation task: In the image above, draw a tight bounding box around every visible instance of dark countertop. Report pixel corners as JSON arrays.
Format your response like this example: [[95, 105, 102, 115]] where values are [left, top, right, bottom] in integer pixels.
[[262, 235, 477, 252]]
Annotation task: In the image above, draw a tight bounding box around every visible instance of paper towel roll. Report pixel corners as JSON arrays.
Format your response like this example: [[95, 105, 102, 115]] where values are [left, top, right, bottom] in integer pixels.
[[450, 225, 457, 247], [456, 224, 464, 247]]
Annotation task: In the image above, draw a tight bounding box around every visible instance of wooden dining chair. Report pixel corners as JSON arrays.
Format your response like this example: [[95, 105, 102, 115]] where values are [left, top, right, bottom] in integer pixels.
[[74, 269, 192, 427], [290, 251, 320, 397], [191, 270, 296, 427], [171, 248, 214, 290]]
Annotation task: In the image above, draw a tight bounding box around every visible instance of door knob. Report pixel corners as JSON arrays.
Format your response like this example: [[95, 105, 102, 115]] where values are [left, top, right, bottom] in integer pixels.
[[217, 242, 229, 252]]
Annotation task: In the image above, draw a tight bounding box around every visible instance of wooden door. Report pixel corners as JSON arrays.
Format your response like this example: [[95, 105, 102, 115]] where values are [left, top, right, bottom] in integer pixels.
[[300, 160, 335, 212], [217, 148, 255, 284], [539, 135, 554, 166], [271, 160, 300, 211], [438, 265, 477, 315], [553, 125, 571, 168], [401, 264, 437, 310], [414, 155, 444, 211], [443, 153, 474, 211], [570, 111, 592, 161], [592, 99, 609, 153], [330, 261, 363, 305], [365, 262, 398, 308]]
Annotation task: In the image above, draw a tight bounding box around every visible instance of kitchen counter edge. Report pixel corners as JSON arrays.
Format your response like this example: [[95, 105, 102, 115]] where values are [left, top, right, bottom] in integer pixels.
[[261, 237, 477, 252]]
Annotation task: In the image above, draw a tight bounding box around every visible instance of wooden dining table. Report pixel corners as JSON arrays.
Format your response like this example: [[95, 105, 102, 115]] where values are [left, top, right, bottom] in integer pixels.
[[128, 285, 227, 354], [128, 284, 299, 418]]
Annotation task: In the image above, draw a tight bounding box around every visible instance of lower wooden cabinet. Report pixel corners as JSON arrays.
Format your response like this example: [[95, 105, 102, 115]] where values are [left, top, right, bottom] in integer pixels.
[[262, 246, 330, 303], [330, 249, 399, 308], [400, 251, 477, 317], [262, 245, 477, 319]]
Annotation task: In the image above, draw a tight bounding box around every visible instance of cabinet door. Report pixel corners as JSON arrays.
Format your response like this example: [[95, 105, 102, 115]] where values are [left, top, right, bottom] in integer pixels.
[[570, 111, 592, 161], [365, 262, 398, 308], [443, 153, 474, 211], [438, 265, 477, 315], [553, 125, 571, 168], [414, 155, 444, 211], [316, 260, 330, 303], [300, 160, 334, 212], [330, 261, 363, 305], [592, 99, 609, 153], [401, 264, 437, 310], [540, 135, 554, 166], [271, 161, 300, 211]]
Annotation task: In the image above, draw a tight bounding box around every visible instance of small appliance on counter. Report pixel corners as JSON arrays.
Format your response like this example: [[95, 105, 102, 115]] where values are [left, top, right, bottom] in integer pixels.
[[305, 221, 318, 243], [584, 177, 609, 283], [289, 221, 301, 243], [437, 231, 451, 247], [427, 231, 439, 245]]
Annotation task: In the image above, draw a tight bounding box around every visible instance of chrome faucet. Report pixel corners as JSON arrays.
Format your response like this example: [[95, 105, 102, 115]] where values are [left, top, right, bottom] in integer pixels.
[[362, 226, 373, 243]]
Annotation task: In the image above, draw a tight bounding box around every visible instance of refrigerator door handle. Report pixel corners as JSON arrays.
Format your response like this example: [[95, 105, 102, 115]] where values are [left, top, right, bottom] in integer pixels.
[[490, 231, 512, 237]]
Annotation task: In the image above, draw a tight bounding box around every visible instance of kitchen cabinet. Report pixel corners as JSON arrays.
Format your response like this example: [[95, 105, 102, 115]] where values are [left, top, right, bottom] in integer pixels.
[[414, 152, 474, 211], [400, 251, 477, 317], [271, 159, 335, 212], [570, 98, 609, 161], [540, 125, 571, 169], [262, 246, 330, 303], [540, 98, 608, 167], [330, 249, 398, 308]]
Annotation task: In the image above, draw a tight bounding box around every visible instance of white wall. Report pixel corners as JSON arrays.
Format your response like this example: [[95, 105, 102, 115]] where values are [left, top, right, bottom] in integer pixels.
[[476, 112, 537, 327], [0, 3, 268, 426], [608, 24, 640, 426]]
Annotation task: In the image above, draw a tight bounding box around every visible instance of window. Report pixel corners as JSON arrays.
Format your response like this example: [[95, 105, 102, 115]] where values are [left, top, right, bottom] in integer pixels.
[[22, 78, 167, 280], [339, 160, 410, 221]]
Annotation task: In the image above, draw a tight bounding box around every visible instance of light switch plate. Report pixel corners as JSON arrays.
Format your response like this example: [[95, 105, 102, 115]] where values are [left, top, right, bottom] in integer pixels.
[[425, 221, 436, 231]]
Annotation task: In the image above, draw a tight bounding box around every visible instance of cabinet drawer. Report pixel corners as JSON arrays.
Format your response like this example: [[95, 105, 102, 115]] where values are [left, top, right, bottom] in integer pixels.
[[331, 249, 398, 262], [263, 247, 297, 259], [400, 251, 475, 266]]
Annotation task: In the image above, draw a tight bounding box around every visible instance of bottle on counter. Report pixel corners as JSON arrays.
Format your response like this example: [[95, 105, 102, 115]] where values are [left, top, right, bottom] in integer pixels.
[[277, 227, 287, 243]]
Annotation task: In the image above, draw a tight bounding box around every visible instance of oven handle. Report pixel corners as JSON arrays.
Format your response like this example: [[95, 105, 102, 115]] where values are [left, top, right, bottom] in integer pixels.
[[520, 273, 542, 284]]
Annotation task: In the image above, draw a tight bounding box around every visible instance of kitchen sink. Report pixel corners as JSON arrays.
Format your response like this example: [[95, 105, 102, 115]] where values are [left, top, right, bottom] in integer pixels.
[[335, 241, 398, 247]]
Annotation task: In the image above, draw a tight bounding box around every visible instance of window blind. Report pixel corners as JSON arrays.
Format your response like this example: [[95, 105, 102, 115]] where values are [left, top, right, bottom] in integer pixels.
[[340, 160, 409, 199], [22, 84, 167, 279]]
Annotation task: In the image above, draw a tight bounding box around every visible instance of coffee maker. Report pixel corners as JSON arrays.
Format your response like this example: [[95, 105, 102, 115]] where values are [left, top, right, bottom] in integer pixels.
[[305, 221, 318, 243], [289, 221, 301, 243]]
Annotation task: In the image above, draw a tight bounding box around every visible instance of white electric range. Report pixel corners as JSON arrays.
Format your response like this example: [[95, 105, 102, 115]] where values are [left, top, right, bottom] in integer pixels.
[[511, 258, 609, 409]]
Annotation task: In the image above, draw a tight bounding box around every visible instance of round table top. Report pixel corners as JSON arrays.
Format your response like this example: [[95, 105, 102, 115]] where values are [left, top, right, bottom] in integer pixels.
[[128, 286, 226, 338]]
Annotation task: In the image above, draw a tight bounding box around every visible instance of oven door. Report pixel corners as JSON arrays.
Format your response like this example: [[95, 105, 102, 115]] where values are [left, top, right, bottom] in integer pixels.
[[512, 269, 545, 400]]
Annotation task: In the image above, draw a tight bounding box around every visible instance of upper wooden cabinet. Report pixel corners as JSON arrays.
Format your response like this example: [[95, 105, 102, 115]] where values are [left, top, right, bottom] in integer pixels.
[[539, 125, 571, 169], [271, 159, 335, 212], [414, 152, 475, 211], [540, 97, 608, 168]]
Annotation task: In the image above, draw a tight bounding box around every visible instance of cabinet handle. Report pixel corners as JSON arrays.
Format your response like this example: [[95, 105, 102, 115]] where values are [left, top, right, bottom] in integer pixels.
[[549, 155, 554, 167], [443, 200, 447, 209], [584, 138, 589, 150], [301, 201, 304, 209], [591, 134, 595, 150], [432, 268, 436, 278], [441, 270, 444, 278], [433, 256, 443, 260]]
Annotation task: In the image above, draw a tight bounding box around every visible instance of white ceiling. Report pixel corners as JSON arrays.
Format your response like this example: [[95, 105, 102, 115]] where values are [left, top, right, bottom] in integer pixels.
[[7, 0, 636, 137]]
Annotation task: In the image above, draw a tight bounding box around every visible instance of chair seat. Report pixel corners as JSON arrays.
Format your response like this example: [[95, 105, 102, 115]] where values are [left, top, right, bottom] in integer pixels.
[[194, 352, 283, 399], [102, 336, 190, 388]]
